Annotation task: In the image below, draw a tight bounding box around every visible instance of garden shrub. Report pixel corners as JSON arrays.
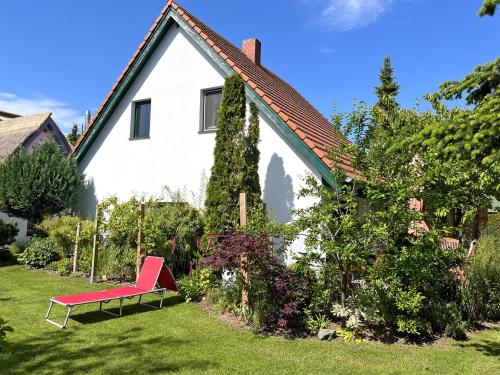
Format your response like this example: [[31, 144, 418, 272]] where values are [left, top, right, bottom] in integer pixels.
[[78, 247, 93, 274], [0, 220, 18, 260], [206, 282, 243, 315], [9, 242, 25, 255], [143, 199, 204, 276], [98, 244, 135, 280], [22, 237, 59, 268], [365, 233, 464, 336], [462, 220, 500, 321], [429, 302, 468, 339], [97, 195, 203, 281], [0, 248, 13, 262], [203, 232, 310, 333], [38, 216, 94, 257], [50, 257, 73, 276], [177, 268, 215, 302], [304, 309, 329, 334]]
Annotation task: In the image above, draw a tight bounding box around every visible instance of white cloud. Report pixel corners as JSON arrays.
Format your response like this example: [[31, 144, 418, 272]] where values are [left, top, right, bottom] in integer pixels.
[[303, 0, 394, 31], [0, 92, 84, 133], [319, 47, 335, 54]]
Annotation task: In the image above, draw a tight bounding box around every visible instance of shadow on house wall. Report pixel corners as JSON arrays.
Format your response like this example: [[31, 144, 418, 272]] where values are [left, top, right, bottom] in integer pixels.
[[78, 178, 98, 220], [263, 153, 294, 224]]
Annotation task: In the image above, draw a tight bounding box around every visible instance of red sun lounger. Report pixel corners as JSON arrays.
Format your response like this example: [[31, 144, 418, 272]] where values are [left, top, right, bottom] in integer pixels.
[[45, 256, 178, 329]]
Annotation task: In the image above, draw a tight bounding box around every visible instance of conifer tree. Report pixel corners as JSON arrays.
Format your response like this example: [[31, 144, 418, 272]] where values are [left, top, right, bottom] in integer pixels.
[[374, 55, 400, 113], [366, 55, 401, 153], [205, 74, 247, 234], [0, 142, 83, 223], [245, 102, 262, 211], [67, 122, 81, 146]]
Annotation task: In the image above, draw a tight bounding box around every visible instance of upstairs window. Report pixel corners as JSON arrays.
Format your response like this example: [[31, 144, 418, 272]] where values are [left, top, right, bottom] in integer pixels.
[[201, 88, 222, 132], [131, 99, 151, 139]]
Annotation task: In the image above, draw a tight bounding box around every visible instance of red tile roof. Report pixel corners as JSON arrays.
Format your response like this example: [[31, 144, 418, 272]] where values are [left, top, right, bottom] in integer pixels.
[[73, 0, 354, 177]]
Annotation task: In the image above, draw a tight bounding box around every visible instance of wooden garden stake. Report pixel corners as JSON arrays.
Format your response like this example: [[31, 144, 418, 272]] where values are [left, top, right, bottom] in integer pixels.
[[72, 221, 82, 274], [90, 203, 100, 283], [239, 192, 249, 310], [136, 203, 145, 280]]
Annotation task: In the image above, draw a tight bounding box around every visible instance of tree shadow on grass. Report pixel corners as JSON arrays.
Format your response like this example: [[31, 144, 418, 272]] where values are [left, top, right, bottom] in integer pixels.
[[458, 339, 500, 357], [3, 326, 217, 374]]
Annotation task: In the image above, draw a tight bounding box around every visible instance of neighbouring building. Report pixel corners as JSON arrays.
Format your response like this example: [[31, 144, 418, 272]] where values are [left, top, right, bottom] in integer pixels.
[[72, 1, 354, 258], [0, 112, 72, 243], [0, 110, 20, 121]]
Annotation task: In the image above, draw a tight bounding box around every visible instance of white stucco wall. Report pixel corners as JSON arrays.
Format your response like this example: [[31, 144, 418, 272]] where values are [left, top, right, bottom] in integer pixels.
[[78, 24, 320, 260]]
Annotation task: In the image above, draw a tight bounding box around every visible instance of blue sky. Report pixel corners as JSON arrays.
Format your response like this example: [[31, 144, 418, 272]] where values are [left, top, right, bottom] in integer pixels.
[[0, 0, 498, 132]]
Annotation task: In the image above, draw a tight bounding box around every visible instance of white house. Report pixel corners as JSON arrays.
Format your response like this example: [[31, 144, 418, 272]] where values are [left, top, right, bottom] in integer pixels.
[[0, 112, 72, 243], [72, 1, 354, 256]]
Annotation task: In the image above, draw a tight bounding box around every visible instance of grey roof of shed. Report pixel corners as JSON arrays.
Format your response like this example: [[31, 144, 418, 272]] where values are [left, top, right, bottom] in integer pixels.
[[0, 112, 52, 158]]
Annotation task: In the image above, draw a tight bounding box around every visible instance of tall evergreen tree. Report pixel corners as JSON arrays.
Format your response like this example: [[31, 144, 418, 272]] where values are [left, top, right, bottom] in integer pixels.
[[205, 74, 247, 234], [67, 122, 81, 146], [245, 102, 262, 211], [374, 55, 400, 113], [366, 55, 401, 154]]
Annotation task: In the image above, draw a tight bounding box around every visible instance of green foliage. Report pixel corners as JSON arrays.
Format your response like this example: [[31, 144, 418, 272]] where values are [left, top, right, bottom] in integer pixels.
[[177, 268, 215, 302], [462, 220, 500, 321], [424, 58, 500, 197], [0, 248, 13, 262], [98, 244, 136, 280], [206, 282, 243, 316], [374, 55, 399, 113], [38, 216, 94, 257], [430, 302, 468, 340], [367, 235, 463, 335], [205, 74, 247, 234], [331, 301, 366, 332], [0, 317, 13, 353], [335, 328, 365, 343], [304, 309, 329, 334], [9, 242, 25, 255], [0, 220, 18, 249], [245, 102, 262, 211], [295, 173, 383, 307], [478, 0, 499, 16], [324, 61, 475, 337], [66, 123, 81, 146], [143, 199, 204, 263], [50, 257, 72, 276], [97, 194, 203, 280], [22, 237, 59, 268], [0, 220, 17, 262], [0, 142, 84, 223]]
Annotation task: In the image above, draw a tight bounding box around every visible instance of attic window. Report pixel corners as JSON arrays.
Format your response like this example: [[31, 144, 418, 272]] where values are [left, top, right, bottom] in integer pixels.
[[131, 99, 151, 139], [201, 88, 222, 132]]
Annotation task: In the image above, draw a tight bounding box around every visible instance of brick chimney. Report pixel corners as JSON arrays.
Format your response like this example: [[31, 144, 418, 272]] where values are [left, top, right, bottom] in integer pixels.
[[242, 38, 261, 65]]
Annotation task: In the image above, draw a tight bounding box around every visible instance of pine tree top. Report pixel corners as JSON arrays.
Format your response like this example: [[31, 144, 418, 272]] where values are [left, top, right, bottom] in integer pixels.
[[375, 55, 400, 112]]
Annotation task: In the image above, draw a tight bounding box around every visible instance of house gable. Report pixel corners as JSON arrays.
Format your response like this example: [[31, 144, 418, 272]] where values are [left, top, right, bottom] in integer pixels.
[[73, 1, 354, 187], [0, 112, 71, 158]]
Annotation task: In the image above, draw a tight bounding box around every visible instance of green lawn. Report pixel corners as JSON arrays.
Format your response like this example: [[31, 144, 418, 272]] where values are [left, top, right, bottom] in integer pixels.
[[0, 265, 498, 374]]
